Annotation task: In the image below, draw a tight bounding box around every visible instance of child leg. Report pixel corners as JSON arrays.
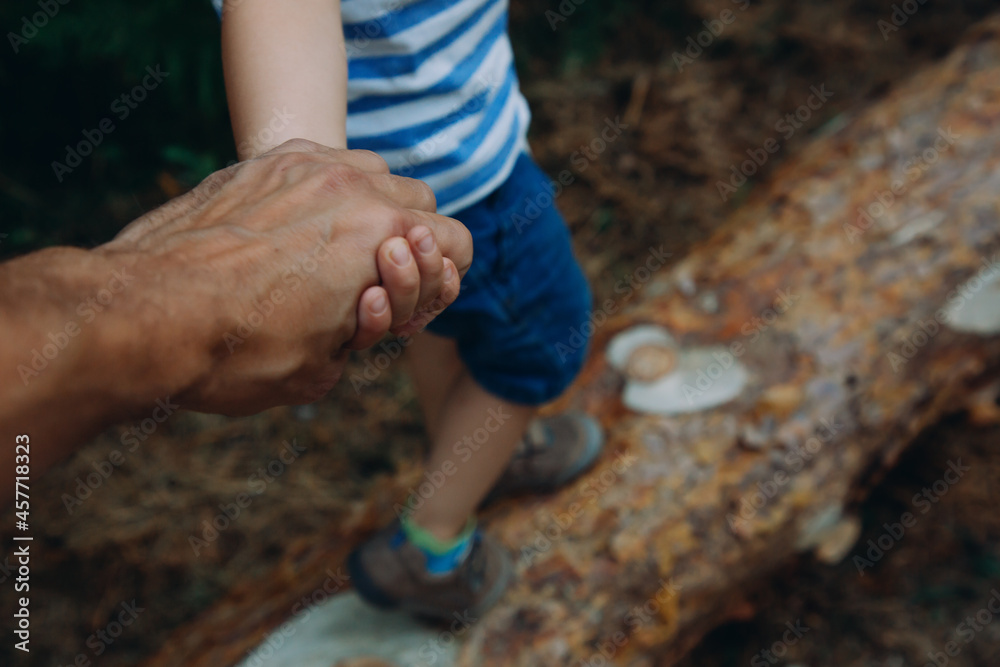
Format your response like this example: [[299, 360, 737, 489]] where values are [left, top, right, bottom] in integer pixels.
[[348, 153, 600, 620], [407, 331, 533, 541], [406, 330, 464, 442]]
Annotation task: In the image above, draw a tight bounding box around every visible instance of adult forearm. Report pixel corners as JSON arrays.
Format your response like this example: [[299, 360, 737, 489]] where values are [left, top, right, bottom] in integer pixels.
[[0, 141, 471, 506], [0, 246, 199, 481]]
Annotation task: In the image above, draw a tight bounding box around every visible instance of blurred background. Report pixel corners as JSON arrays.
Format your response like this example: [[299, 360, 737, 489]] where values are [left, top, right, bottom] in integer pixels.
[[2, 0, 999, 665]]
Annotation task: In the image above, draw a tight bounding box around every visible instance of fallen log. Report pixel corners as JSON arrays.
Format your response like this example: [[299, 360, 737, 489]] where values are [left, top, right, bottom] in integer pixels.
[[142, 15, 1000, 667]]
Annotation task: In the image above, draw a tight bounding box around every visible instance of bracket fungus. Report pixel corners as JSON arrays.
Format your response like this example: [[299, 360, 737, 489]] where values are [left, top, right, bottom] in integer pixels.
[[942, 267, 1000, 335], [607, 324, 750, 415]]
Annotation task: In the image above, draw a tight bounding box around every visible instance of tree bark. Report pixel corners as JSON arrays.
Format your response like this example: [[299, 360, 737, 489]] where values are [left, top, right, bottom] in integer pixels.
[[459, 16, 1000, 666], [142, 15, 1000, 667]]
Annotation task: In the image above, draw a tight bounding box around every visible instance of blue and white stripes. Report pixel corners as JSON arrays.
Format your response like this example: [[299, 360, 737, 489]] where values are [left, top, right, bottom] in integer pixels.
[[341, 0, 529, 214], [215, 0, 530, 215]]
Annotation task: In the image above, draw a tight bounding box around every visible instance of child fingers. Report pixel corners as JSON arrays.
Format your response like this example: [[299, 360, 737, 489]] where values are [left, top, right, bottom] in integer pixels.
[[345, 285, 393, 351], [400, 208, 473, 279], [391, 257, 460, 338], [426, 257, 461, 319], [407, 225, 445, 310], [377, 237, 421, 329]]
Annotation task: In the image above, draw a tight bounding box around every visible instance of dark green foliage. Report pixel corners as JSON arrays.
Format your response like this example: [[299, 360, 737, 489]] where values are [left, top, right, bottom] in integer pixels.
[[0, 0, 690, 256], [509, 0, 692, 76], [0, 0, 233, 255]]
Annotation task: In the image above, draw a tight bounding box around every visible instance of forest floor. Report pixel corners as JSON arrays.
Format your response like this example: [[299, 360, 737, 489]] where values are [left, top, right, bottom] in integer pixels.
[[2, 1, 999, 666]]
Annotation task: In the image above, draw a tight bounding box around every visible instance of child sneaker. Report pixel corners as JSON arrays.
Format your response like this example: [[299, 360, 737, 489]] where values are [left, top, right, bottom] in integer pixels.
[[347, 521, 512, 622], [488, 411, 604, 500]]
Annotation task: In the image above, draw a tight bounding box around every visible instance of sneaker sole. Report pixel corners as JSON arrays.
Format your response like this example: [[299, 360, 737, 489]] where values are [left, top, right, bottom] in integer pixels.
[[347, 538, 514, 622], [347, 546, 401, 611]]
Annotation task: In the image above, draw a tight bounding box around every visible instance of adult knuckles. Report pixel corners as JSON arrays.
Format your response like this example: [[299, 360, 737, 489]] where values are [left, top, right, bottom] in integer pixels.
[[447, 224, 474, 274], [339, 203, 414, 239], [408, 177, 437, 211], [379, 205, 418, 235], [262, 150, 318, 176], [313, 161, 371, 194], [351, 149, 390, 173]]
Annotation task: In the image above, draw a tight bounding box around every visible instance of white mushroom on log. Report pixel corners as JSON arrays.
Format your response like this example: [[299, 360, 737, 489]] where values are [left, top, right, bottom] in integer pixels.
[[607, 324, 750, 415], [943, 263, 1000, 335]]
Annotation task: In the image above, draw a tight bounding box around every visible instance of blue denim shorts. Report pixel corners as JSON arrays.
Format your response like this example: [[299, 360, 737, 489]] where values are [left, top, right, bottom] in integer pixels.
[[425, 153, 593, 405]]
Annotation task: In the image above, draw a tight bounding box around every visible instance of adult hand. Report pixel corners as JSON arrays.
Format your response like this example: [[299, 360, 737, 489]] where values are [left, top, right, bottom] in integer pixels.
[[99, 138, 472, 415], [0, 139, 472, 498]]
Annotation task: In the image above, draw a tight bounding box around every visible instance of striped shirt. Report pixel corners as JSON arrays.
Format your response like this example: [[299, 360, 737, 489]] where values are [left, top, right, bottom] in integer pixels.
[[215, 0, 530, 216]]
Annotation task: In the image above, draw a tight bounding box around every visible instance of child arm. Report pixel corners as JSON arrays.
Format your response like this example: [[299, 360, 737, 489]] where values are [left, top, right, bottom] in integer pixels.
[[221, 0, 348, 159]]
